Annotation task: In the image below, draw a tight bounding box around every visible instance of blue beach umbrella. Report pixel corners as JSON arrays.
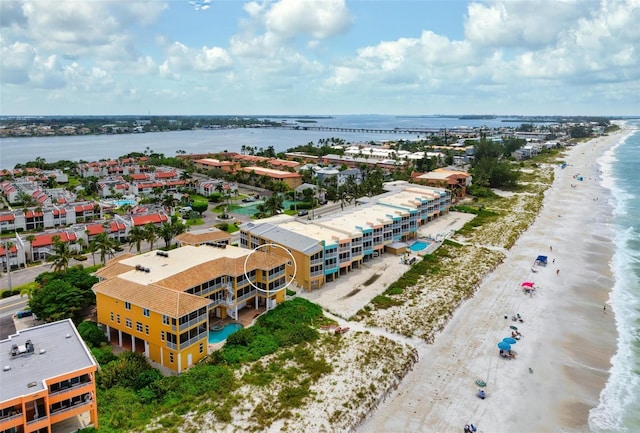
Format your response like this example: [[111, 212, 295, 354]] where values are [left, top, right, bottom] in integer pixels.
[[497, 341, 511, 351], [503, 337, 517, 345]]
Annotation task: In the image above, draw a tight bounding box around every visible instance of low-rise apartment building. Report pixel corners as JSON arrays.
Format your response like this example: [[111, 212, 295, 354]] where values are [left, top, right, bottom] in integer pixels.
[[240, 183, 451, 291], [0, 319, 98, 433]]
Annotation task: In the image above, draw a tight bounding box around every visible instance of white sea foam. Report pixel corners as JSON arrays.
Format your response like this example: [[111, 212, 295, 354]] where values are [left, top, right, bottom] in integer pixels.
[[589, 124, 640, 432]]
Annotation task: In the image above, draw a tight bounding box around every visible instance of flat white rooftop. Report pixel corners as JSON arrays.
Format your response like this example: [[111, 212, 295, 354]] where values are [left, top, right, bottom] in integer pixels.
[[118, 245, 252, 285], [0, 319, 96, 402]]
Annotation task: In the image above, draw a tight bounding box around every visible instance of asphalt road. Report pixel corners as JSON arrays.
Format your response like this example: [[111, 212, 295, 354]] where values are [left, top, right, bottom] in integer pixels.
[[0, 295, 28, 339]]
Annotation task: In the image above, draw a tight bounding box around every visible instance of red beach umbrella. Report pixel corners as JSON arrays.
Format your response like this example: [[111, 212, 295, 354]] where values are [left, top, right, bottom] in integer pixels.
[[521, 281, 535, 287]]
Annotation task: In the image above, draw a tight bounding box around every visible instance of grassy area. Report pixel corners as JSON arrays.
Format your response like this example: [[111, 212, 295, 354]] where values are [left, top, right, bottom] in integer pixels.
[[92, 298, 330, 432]]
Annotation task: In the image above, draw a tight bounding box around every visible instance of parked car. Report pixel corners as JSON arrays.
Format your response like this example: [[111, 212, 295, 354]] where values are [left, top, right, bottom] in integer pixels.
[[319, 199, 328, 205], [242, 197, 255, 203], [15, 310, 33, 318], [297, 210, 309, 216]]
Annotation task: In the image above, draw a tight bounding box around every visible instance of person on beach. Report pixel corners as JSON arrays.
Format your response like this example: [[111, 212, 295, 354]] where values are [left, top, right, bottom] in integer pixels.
[[550, 245, 553, 252], [604, 304, 607, 313], [556, 269, 560, 276]]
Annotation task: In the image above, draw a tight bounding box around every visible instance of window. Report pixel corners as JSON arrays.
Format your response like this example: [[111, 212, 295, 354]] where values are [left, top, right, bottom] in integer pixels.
[[116, 314, 120, 324], [162, 315, 170, 325], [145, 325, 149, 335], [143, 308, 150, 317], [199, 343, 204, 354], [136, 322, 143, 333], [161, 331, 165, 341], [124, 302, 131, 310], [125, 318, 132, 328], [169, 353, 174, 363], [110, 312, 114, 322]]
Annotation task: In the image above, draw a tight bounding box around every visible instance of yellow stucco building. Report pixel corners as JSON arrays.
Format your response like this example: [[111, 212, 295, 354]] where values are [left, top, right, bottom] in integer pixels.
[[93, 245, 288, 373]]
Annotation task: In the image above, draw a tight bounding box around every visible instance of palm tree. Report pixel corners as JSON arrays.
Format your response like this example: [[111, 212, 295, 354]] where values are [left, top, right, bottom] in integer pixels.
[[87, 241, 98, 266], [159, 222, 175, 249], [161, 194, 177, 214], [143, 224, 158, 251], [127, 226, 146, 253], [264, 195, 284, 217], [92, 233, 115, 265], [50, 241, 73, 273]]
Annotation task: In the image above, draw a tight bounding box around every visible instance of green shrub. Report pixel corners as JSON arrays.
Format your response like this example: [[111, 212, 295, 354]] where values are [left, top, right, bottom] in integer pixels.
[[371, 295, 400, 309], [1, 289, 20, 298], [215, 222, 229, 231], [77, 320, 107, 347]]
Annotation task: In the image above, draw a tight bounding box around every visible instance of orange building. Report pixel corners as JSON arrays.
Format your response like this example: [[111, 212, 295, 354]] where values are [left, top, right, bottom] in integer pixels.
[[0, 320, 98, 433], [242, 166, 303, 189]]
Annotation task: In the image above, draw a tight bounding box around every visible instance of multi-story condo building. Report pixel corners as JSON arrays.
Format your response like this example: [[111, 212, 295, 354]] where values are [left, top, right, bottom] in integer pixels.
[[93, 245, 289, 373], [239, 183, 451, 291], [0, 319, 98, 433]]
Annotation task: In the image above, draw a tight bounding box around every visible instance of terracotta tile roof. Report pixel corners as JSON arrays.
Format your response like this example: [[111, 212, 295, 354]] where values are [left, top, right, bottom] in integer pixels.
[[242, 166, 302, 179], [131, 173, 150, 180], [93, 278, 210, 317], [25, 211, 44, 218], [75, 204, 94, 212], [132, 213, 168, 226], [0, 214, 15, 222], [110, 221, 126, 232], [155, 171, 177, 178], [155, 252, 287, 291], [31, 232, 77, 247], [165, 180, 186, 186], [86, 224, 105, 236], [95, 261, 136, 280], [0, 245, 17, 255], [175, 230, 232, 245]]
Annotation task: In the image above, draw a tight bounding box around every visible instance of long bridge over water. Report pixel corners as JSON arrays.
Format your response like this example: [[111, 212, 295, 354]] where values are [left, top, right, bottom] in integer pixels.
[[270, 125, 480, 135]]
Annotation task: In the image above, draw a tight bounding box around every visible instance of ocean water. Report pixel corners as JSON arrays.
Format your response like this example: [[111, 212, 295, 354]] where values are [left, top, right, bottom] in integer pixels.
[[589, 121, 640, 432]]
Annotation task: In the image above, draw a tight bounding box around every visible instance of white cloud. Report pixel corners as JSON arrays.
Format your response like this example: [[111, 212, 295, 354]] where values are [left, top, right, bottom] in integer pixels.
[[0, 39, 36, 84], [231, 0, 351, 57], [264, 0, 351, 39], [323, 0, 640, 111], [189, 0, 212, 11], [325, 31, 476, 92], [63, 63, 115, 93], [464, 0, 588, 47], [159, 42, 232, 79]]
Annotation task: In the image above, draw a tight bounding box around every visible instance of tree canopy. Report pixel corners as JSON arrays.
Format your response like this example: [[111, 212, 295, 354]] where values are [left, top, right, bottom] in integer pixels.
[[470, 138, 521, 188], [30, 267, 98, 323]]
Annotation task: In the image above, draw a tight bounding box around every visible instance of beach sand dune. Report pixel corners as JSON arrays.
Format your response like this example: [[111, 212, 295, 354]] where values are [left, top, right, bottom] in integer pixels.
[[355, 133, 621, 433]]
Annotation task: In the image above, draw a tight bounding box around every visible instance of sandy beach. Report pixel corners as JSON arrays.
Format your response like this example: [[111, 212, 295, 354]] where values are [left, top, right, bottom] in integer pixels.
[[350, 132, 622, 432], [139, 130, 625, 433]]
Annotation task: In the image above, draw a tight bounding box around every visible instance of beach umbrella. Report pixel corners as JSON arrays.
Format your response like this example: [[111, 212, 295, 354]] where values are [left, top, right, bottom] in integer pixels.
[[509, 325, 518, 330], [521, 282, 535, 288], [503, 337, 517, 345], [497, 341, 511, 351]]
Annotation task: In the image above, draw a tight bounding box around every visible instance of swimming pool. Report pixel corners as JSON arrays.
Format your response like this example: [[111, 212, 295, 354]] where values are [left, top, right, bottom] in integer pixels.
[[112, 199, 136, 207], [208, 323, 244, 343], [409, 241, 429, 252]]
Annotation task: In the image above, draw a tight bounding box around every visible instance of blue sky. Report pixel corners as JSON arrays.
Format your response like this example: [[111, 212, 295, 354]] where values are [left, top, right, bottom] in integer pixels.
[[1, 0, 638, 116]]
